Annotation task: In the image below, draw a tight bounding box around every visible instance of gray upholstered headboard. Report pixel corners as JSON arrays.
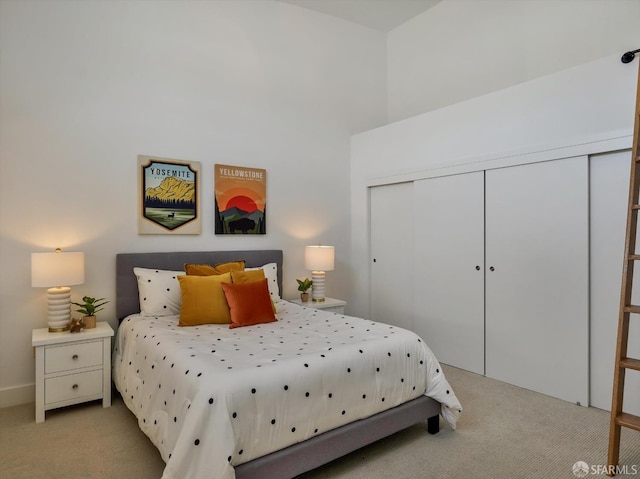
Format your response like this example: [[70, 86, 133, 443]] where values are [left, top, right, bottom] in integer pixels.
[[116, 250, 283, 321]]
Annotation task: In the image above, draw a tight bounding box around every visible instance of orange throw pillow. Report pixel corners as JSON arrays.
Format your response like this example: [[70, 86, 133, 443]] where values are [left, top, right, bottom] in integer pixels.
[[231, 269, 277, 313], [221, 279, 277, 329]]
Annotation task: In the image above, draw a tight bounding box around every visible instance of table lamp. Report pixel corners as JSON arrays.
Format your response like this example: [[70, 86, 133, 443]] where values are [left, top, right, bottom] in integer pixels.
[[305, 245, 334, 302], [31, 249, 85, 332]]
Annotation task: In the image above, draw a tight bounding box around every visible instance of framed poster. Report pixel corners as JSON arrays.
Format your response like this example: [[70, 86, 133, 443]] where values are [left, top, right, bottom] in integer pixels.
[[215, 164, 266, 235], [138, 155, 201, 235]]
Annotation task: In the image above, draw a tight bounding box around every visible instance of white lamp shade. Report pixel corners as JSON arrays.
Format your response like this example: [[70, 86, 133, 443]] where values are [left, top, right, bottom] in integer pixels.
[[305, 245, 335, 272], [31, 252, 85, 287]]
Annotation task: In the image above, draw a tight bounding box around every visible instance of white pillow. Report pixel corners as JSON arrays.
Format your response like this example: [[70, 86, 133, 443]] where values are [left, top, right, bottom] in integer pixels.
[[134, 267, 185, 316], [246, 263, 280, 301]]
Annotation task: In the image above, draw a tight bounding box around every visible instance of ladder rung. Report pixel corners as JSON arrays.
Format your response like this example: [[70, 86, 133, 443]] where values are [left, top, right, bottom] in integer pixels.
[[632, 204, 640, 210], [628, 255, 640, 261], [623, 305, 640, 314], [620, 357, 640, 371], [615, 413, 640, 432]]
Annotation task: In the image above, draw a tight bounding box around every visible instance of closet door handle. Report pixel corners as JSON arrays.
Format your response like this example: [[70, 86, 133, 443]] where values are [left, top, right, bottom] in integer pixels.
[[475, 265, 481, 271], [489, 266, 495, 272]]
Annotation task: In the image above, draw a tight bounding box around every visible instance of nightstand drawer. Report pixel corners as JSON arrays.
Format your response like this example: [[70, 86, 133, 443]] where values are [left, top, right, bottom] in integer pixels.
[[45, 369, 103, 404], [45, 341, 103, 374]]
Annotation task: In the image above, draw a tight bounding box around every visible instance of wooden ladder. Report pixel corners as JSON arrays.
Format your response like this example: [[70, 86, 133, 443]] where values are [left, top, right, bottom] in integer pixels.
[[608, 56, 640, 476]]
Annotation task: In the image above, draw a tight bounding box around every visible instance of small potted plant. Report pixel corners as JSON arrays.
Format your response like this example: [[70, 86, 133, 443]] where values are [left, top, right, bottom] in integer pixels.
[[72, 296, 109, 329], [296, 278, 313, 302]]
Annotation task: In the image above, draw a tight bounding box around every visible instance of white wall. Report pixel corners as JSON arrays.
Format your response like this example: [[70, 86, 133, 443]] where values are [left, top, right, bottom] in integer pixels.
[[0, 0, 386, 404], [388, 0, 640, 122]]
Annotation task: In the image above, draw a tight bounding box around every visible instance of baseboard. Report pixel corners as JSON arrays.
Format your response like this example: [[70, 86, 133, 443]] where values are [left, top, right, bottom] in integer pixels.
[[0, 384, 34, 408]]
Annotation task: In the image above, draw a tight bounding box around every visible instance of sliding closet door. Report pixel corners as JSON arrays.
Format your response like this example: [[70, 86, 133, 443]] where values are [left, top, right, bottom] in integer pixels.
[[370, 182, 415, 330], [590, 151, 640, 415], [413, 172, 485, 374], [485, 156, 589, 405]]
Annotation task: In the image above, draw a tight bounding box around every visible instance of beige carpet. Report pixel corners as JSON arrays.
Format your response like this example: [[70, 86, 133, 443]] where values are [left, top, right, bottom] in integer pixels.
[[1, 365, 638, 479]]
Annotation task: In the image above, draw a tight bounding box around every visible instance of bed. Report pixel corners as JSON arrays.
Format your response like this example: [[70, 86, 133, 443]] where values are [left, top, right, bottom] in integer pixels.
[[113, 250, 461, 479]]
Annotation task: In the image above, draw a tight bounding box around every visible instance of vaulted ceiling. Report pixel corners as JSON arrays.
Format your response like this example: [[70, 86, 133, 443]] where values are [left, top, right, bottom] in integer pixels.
[[277, 0, 442, 32]]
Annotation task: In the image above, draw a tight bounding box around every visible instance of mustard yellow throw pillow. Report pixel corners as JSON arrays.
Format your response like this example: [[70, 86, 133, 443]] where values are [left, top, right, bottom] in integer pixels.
[[184, 260, 245, 276], [213, 260, 246, 274], [230, 269, 265, 284], [177, 273, 232, 326]]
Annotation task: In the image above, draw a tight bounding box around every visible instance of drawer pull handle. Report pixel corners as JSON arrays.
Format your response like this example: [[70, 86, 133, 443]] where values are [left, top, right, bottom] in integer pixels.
[[72, 384, 79, 390], [72, 355, 78, 360]]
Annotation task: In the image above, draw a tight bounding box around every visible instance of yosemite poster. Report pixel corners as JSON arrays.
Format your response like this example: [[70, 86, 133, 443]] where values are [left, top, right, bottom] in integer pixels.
[[215, 164, 266, 235], [138, 155, 201, 234]]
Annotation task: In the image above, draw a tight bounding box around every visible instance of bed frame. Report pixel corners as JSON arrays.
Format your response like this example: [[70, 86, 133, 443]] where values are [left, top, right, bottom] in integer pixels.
[[115, 250, 441, 479]]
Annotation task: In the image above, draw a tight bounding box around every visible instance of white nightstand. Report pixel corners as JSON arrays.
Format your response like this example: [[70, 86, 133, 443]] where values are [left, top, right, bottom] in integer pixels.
[[291, 297, 346, 314], [32, 321, 114, 423]]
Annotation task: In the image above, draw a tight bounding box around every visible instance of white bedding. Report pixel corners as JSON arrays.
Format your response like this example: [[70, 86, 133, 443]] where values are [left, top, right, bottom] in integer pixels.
[[113, 300, 462, 479]]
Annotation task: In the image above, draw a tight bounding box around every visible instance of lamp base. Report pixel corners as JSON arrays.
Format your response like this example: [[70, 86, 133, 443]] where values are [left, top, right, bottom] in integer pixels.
[[311, 271, 326, 302], [47, 287, 71, 332], [48, 326, 69, 333]]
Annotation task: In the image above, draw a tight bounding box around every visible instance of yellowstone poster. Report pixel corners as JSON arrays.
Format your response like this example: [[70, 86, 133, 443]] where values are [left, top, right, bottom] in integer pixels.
[[138, 155, 201, 234], [215, 164, 266, 235]]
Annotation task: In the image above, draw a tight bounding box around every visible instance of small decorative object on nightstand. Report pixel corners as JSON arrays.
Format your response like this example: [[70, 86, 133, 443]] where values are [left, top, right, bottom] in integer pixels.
[[68, 317, 85, 333], [32, 322, 114, 423], [71, 295, 109, 329], [296, 278, 312, 302], [291, 297, 346, 314]]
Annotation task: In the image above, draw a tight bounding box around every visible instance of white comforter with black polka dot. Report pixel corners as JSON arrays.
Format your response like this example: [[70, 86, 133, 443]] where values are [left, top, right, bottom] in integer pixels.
[[113, 300, 462, 479]]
